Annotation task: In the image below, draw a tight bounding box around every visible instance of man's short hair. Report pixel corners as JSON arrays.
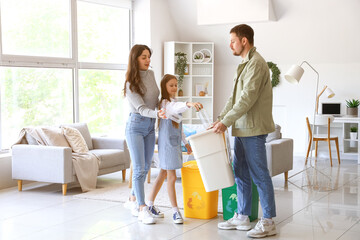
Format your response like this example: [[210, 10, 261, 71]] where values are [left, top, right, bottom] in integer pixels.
[[230, 24, 254, 45]]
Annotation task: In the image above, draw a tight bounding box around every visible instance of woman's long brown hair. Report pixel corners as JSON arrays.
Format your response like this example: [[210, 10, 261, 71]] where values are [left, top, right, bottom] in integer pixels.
[[123, 44, 151, 97], [159, 74, 179, 129]]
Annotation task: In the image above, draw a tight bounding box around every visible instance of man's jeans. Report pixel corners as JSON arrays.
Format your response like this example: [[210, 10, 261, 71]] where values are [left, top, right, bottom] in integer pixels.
[[233, 134, 276, 218], [125, 113, 156, 206]]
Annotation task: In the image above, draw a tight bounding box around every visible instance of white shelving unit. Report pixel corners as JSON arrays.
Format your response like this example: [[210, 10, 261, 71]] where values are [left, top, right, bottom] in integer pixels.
[[164, 41, 214, 124]]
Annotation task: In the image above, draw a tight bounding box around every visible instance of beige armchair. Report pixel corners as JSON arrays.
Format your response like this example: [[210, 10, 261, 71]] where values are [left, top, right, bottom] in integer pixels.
[[12, 123, 131, 195]]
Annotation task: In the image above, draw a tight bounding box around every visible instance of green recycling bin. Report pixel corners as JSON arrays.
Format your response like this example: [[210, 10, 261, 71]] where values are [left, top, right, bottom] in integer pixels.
[[221, 180, 259, 222]]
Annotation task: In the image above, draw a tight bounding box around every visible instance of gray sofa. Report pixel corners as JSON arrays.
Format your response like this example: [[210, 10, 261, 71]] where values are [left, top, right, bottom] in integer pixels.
[[12, 123, 131, 195]]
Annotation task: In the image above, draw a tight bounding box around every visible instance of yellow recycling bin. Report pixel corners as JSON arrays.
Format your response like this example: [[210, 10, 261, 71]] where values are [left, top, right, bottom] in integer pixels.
[[181, 160, 218, 219]]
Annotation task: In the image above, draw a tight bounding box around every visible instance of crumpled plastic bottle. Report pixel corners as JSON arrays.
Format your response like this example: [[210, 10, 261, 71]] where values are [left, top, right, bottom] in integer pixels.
[[196, 108, 212, 129]]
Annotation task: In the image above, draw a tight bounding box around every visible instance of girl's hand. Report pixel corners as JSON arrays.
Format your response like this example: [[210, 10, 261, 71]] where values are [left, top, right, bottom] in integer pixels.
[[158, 108, 167, 119], [187, 102, 203, 111], [185, 143, 192, 154]]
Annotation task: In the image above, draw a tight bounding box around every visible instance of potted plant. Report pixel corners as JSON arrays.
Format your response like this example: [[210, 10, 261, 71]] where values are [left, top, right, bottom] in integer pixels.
[[346, 99, 360, 116], [175, 52, 187, 96], [350, 126, 358, 140]]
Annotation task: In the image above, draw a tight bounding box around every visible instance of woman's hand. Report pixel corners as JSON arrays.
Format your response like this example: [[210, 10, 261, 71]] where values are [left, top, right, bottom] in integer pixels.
[[187, 102, 203, 111], [185, 143, 192, 154]]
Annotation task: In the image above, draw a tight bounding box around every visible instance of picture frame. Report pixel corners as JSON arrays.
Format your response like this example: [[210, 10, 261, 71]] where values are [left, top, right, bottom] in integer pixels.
[[196, 84, 205, 96]]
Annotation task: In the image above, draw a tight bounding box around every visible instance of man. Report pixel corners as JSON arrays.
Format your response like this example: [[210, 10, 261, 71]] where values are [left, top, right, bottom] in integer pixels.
[[213, 24, 276, 238]]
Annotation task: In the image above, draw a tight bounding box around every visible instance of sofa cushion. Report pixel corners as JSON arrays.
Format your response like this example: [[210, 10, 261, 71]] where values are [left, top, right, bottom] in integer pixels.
[[61, 123, 93, 150], [62, 126, 89, 153], [266, 124, 281, 143], [90, 149, 126, 169], [41, 127, 71, 147]]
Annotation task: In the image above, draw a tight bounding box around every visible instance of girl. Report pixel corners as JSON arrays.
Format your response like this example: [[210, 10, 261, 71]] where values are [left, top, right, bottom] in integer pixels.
[[123, 44, 165, 225], [147, 74, 203, 224]]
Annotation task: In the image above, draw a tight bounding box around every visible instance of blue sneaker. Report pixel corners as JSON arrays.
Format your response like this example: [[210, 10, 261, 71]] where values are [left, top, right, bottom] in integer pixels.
[[173, 211, 183, 224], [148, 205, 164, 218]]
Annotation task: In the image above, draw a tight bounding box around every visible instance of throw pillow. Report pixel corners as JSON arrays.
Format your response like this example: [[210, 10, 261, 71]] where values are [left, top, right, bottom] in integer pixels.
[[41, 127, 71, 147], [62, 126, 89, 153]]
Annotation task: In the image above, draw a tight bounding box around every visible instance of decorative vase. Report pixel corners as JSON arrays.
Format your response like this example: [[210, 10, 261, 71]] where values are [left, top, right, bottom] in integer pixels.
[[350, 132, 357, 140], [178, 89, 183, 97], [346, 107, 358, 116]]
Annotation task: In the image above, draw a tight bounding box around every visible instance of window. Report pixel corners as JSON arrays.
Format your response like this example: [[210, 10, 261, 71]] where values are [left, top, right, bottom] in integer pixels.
[[79, 69, 128, 136], [0, 0, 70, 57], [0, 0, 131, 150], [77, 1, 130, 63], [0, 67, 73, 147]]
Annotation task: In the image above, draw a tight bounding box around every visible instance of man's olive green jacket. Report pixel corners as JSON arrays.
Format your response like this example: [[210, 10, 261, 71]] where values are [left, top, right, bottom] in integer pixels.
[[219, 47, 275, 137]]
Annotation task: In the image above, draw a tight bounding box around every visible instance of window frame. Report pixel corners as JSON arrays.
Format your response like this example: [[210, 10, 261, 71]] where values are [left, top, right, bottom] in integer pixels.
[[0, 0, 132, 149]]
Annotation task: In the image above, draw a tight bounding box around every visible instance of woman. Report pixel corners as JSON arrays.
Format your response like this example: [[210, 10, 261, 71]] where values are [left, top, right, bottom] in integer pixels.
[[123, 44, 164, 225]]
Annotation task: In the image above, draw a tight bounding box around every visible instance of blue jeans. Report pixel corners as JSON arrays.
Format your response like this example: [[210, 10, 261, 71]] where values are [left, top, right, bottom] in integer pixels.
[[233, 135, 276, 218], [125, 113, 156, 206]]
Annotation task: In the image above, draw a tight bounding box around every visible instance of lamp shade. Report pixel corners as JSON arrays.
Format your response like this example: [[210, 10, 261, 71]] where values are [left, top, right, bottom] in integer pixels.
[[324, 87, 335, 98], [284, 65, 304, 84]]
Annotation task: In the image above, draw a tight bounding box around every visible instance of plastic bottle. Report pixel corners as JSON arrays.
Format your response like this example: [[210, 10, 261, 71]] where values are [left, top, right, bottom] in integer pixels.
[[196, 108, 212, 129]]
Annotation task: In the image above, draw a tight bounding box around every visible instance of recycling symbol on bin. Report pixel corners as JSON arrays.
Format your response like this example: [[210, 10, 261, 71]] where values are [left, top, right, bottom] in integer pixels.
[[226, 193, 238, 213], [187, 192, 205, 209]]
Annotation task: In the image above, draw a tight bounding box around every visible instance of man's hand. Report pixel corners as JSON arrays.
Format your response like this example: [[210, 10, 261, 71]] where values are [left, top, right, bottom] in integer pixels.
[[208, 120, 219, 130], [212, 121, 227, 134]]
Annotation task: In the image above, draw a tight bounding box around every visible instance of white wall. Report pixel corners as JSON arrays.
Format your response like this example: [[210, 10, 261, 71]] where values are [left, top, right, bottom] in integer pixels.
[[132, 0, 151, 46], [149, 0, 179, 81], [133, 0, 179, 81], [0, 155, 17, 189], [157, 0, 360, 156]]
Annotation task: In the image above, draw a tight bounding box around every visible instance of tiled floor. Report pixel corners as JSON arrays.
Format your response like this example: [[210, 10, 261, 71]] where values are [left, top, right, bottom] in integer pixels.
[[0, 156, 359, 240]]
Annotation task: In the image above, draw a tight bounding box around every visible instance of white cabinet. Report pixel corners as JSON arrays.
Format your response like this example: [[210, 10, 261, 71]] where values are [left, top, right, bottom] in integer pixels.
[[164, 41, 214, 124], [333, 117, 360, 164]]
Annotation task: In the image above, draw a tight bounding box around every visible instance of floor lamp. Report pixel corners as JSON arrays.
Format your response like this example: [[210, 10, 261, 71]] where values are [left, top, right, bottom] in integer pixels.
[[285, 61, 333, 191]]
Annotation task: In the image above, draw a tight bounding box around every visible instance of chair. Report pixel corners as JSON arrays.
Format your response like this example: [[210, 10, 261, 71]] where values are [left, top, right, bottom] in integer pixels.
[[305, 117, 340, 167]]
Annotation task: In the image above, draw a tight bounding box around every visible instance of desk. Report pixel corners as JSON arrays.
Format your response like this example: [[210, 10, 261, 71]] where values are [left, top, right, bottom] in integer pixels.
[[333, 117, 360, 164]]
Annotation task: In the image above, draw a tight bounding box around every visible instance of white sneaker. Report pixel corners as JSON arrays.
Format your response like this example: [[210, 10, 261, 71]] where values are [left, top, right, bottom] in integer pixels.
[[124, 200, 137, 210], [218, 213, 251, 230], [123, 200, 138, 216], [138, 207, 156, 224], [247, 218, 276, 238], [131, 207, 139, 217], [148, 205, 165, 218]]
